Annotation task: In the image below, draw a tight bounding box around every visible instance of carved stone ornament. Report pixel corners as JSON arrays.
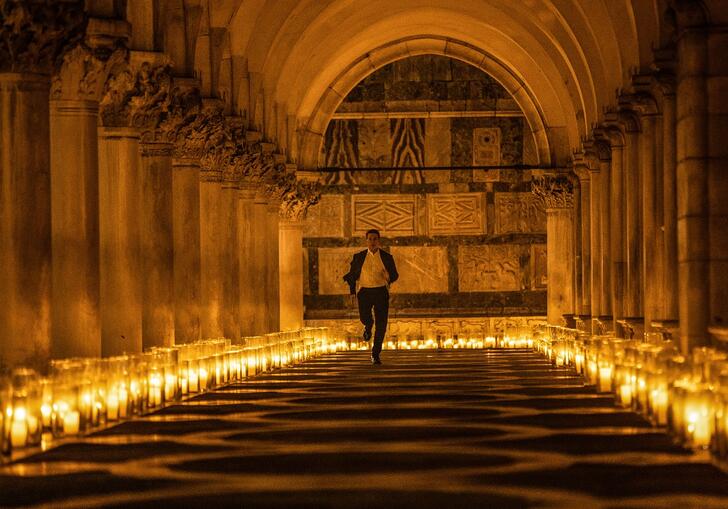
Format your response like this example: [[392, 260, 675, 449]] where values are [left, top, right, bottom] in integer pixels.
[[531, 174, 575, 210], [274, 172, 321, 221], [0, 0, 86, 73], [51, 43, 127, 101]]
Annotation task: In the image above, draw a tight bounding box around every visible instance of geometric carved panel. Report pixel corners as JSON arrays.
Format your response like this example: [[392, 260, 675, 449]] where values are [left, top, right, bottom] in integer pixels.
[[427, 193, 485, 235], [303, 195, 344, 237], [458, 245, 525, 291], [389, 246, 449, 294], [494, 192, 546, 233], [317, 247, 362, 295], [352, 194, 416, 236], [531, 244, 547, 289]]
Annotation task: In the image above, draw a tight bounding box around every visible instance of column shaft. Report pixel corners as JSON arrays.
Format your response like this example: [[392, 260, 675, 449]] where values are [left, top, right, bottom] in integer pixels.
[[578, 175, 591, 318], [0, 74, 51, 367], [641, 115, 659, 331], [221, 182, 240, 340], [266, 201, 281, 332], [610, 145, 626, 330], [662, 92, 679, 327], [624, 131, 643, 324], [279, 220, 304, 330], [199, 177, 224, 338], [238, 188, 256, 336], [251, 195, 268, 334], [172, 159, 201, 343], [98, 127, 143, 355], [49, 99, 100, 358], [588, 167, 602, 320], [547, 208, 575, 324], [140, 142, 174, 348], [599, 159, 613, 322]]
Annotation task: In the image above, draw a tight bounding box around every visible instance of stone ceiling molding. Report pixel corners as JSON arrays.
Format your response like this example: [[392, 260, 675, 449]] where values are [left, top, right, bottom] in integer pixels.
[[296, 36, 554, 170], [0, 0, 86, 73]]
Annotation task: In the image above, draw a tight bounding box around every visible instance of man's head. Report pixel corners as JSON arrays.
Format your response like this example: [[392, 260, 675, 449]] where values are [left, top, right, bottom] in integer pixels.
[[365, 229, 381, 252]]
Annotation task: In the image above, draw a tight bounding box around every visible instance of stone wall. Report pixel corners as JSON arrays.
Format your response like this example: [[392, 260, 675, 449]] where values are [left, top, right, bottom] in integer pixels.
[[304, 56, 546, 320]]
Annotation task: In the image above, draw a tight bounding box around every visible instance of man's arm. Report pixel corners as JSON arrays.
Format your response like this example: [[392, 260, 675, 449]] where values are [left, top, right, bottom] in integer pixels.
[[343, 253, 360, 294], [384, 251, 398, 284]]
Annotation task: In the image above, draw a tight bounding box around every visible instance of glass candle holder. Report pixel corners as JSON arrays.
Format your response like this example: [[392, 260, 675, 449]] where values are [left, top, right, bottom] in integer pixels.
[[10, 368, 43, 448], [0, 379, 11, 455]]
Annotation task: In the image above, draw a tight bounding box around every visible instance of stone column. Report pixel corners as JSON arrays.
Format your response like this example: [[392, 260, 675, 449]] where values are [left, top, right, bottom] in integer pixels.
[[639, 112, 660, 333], [172, 157, 201, 343], [50, 98, 101, 358], [238, 184, 257, 337], [140, 140, 175, 348], [199, 168, 225, 338], [573, 160, 591, 323], [221, 175, 241, 340], [0, 73, 52, 367], [251, 192, 269, 334], [707, 26, 728, 346], [606, 130, 626, 333], [533, 176, 575, 325], [279, 219, 305, 330], [661, 85, 680, 335], [676, 24, 710, 351], [98, 127, 143, 355], [266, 199, 282, 332], [623, 123, 644, 337]]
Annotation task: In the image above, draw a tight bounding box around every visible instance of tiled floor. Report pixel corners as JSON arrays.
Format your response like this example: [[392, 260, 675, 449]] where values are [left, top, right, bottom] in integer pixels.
[[2, 349, 728, 508]]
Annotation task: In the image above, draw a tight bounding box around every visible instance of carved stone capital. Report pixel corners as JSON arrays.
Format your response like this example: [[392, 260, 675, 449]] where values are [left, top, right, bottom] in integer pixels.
[[532, 175, 574, 210], [140, 141, 173, 158], [273, 172, 322, 221], [0, 0, 86, 74]]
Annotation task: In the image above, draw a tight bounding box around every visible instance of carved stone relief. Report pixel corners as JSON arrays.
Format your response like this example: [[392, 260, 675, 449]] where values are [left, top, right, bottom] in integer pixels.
[[317, 247, 362, 295], [494, 192, 546, 233], [472, 127, 501, 165], [531, 174, 575, 210], [427, 193, 485, 235], [389, 247, 449, 294], [352, 194, 417, 236], [304, 195, 345, 237], [531, 244, 548, 289], [458, 244, 526, 292]]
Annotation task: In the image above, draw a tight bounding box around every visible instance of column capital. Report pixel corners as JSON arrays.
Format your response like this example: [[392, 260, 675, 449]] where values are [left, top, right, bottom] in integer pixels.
[[532, 174, 575, 210], [0, 0, 85, 74], [140, 140, 173, 158]]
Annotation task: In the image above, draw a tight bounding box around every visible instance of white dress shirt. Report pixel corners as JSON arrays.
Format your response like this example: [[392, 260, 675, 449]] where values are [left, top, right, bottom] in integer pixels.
[[359, 249, 389, 289]]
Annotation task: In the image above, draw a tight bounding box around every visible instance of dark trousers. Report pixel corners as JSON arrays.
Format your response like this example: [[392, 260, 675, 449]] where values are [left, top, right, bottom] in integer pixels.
[[357, 286, 389, 357]]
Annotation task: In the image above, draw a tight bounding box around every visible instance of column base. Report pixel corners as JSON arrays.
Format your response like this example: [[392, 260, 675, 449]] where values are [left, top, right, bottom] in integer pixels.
[[592, 316, 613, 335], [708, 324, 728, 351], [561, 314, 577, 329], [574, 315, 591, 333], [651, 320, 680, 342], [617, 317, 644, 340]]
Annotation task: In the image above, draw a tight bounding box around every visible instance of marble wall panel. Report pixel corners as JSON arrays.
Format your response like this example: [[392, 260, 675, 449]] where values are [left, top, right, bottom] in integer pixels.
[[317, 247, 363, 295], [427, 193, 485, 235], [358, 118, 390, 169], [389, 246, 449, 293], [352, 194, 417, 236], [473, 127, 501, 165], [458, 244, 526, 291], [494, 192, 546, 233], [424, 118, 451, 183], [303, 194, 345, 237], [531, 244, 548, 289]]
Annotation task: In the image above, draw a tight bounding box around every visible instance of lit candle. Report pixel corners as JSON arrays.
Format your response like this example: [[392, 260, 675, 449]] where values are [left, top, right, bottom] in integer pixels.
[[10, 407, 28, 448], [63, 410, 80, 435], [107, 391, 119, 421], [598, 365, 613, 393]]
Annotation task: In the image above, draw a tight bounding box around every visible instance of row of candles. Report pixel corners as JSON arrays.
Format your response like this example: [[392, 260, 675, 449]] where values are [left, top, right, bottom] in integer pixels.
[[345, 333, 531, 350], [533, 325, 728, 462], [0, 328, 343, 456]]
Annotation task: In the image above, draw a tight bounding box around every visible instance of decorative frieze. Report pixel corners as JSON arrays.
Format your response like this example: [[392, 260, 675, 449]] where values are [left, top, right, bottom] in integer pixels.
[[531, 175, 575, 210], [352, 194, 417, 236], [458, 245, 525, 291], [0, 0, 86, 74], [427, 193, 485, 235], [494, 192, 546, 233]]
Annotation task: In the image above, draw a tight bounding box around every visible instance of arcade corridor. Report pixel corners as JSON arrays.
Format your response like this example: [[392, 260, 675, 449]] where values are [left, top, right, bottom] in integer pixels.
[[2, 349, 727, 508]]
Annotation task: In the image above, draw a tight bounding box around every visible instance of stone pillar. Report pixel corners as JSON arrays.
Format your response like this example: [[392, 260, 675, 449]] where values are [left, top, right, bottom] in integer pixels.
[[140, 140, 175, 348], [98, 127, 143, 355], [251, 192, 269, 334], [279, 219, 305, 330], [199, 169, 225, 338], [238, 185, 257, 336], [49, 99, 101, 358], [573, 161, 591, 322], [623, 124, 644, 336], [661, 86, 680, 334], [606, 131, 626, 333], [707, 26, 728, 345], [266, 199, 282, 332], [533, 176, 575, 325], [583, 149, 602, 328], [595, 146, 613, 331], [676, 25, 710, 351], [0, 74, 52, 367], [640, 112, 660, 333], [221, 176, 240, 340], [172, 158, 201, 344]]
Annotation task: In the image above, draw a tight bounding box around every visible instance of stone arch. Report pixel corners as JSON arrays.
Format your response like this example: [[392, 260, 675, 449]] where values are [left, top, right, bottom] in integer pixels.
[[297, 37, 556, 170]]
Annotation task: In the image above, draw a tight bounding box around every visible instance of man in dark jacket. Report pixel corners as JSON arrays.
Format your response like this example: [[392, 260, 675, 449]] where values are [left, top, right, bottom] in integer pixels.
[[343, 229, 398, 364]]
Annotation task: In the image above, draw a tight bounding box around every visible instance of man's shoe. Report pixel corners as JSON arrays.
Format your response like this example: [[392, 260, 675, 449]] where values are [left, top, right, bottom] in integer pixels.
[[371, 355, 381, 365], [363, 328, 372, 342]]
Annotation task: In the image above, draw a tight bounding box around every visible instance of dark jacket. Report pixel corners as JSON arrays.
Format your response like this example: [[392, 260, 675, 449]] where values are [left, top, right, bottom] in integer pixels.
[[343, 249, 399, 295]]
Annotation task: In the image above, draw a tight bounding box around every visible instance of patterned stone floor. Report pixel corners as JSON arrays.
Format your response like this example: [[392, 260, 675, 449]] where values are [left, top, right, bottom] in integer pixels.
[[2, 349, 728, 508]]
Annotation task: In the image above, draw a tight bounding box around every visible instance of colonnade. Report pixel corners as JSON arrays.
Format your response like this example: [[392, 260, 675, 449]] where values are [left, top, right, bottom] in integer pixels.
[[0, 12, 317, 368], [540, 7, 728, 354]]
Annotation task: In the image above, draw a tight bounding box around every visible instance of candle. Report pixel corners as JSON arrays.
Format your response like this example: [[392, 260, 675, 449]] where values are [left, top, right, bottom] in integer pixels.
[[10, 407, 28, 448], [598, 365, 613, 393], [107, 392, 119, 421], [63, 410, 80, 435]]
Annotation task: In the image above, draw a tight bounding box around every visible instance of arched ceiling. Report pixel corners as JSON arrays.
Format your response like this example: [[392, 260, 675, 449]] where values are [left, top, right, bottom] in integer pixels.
[[210, 0, 664, 166]]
